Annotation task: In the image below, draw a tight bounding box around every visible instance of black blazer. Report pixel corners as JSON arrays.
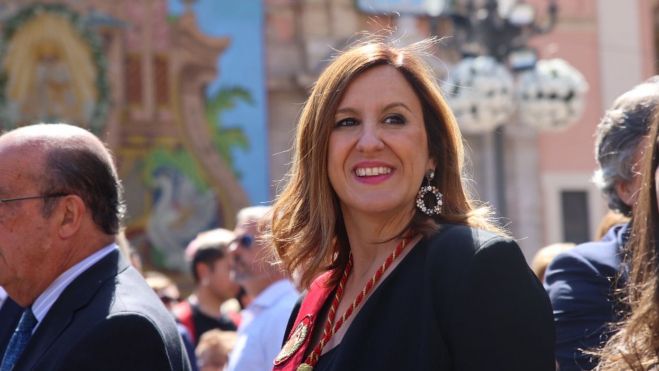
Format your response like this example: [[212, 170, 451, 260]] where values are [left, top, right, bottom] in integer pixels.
[[10, 250, 191, 371], [285, 224, 556, 371]]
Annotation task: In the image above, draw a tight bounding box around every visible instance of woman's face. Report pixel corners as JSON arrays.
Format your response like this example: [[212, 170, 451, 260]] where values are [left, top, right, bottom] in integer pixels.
[[328, 64, 435, 221]]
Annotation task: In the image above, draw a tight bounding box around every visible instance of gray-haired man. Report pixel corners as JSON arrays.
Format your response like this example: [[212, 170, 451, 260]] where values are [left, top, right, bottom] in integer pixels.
[[545, 76, 659, 371]]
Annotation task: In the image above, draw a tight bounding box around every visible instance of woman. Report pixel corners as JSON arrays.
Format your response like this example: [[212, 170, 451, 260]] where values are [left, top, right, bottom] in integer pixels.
[[269, 39, 554, 371], [596, 111, 659, 370]]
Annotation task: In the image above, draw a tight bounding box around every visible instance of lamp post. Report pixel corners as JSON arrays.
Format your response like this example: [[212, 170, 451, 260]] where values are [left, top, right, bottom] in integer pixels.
[[437, 0, 575, 223]]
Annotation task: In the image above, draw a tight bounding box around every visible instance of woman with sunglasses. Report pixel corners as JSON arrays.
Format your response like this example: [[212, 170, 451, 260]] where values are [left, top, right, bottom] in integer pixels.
[[269, 38, 554, 371]]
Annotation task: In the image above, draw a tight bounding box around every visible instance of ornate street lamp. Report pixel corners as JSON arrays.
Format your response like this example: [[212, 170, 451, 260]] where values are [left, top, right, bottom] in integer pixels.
[[441, 0, 588, 135], [436, 0, 587, 219]]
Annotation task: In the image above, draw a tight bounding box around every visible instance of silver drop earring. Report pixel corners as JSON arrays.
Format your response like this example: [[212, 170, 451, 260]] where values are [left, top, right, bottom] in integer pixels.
[[415, 170, 443, 215]]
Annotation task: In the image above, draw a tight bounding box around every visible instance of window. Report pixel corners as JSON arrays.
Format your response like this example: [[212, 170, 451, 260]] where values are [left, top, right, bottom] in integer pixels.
[[154, 55, 169, 106], [561, 190, 591, 244], [125, 54, 142, 105]]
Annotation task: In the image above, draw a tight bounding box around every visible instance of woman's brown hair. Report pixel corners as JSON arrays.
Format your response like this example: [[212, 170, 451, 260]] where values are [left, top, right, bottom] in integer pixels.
[[270, 38, 502, 289], [597, 109, 659, 370]]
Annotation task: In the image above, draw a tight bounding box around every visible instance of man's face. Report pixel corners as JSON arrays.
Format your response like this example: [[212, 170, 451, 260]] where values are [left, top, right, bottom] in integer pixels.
[[207, 256, 240, 301], [618, 137, 650, 208], [229, 219, 268, 285], [0, 146, 56, 301]]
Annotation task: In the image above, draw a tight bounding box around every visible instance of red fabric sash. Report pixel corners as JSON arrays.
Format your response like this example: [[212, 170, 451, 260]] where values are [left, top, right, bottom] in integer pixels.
[[272, 271, 335, 371]]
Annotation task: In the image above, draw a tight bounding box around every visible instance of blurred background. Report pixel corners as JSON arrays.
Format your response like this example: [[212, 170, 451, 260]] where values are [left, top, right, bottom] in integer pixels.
[[0, 0, 652, 272]]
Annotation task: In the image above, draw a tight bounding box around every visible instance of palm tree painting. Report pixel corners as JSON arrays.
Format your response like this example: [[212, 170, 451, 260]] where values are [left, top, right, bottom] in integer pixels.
[[205, 85, 252, 178]]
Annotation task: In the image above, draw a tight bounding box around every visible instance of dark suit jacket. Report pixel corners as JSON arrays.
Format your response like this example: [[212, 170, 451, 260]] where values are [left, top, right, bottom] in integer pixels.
[[0, 296, 22, 354], [283, 224, 556, 371], [544, 224, 628, 371], [10, 249, 191, 371]]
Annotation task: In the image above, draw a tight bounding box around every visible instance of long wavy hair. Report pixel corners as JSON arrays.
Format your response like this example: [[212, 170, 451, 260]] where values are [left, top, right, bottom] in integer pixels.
[[270, 38, 503, 289], [597, 109, 659, 370]]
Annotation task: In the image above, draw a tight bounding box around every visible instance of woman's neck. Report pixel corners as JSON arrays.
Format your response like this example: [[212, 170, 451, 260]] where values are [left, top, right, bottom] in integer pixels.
[[341, 207, 414, 280]]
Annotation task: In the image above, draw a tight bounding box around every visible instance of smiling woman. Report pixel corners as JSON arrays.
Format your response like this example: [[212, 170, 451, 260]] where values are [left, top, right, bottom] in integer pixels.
[[328, 65, 432, 221], [269, 37, 555, 371]]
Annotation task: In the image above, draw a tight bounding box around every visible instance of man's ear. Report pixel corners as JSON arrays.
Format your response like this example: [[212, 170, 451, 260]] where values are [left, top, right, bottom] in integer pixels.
[[57, 195, 85, 239], [197, 263, 210, 286]]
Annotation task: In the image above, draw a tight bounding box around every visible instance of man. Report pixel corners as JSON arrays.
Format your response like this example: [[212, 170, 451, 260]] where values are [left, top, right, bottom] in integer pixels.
[[0, 123, 191, 371], [174, 228, 240, 345], [545, 77, 659, 371], [226, 206, 299, 371]]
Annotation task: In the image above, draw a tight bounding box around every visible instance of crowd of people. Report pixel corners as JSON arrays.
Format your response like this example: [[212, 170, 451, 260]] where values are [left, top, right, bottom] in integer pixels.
[[2, 35, 659, 371]]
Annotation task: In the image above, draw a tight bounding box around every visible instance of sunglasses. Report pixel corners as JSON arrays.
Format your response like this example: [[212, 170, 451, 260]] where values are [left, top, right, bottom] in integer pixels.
[[159, 295, 180, 305], [234, 234, 254, 249]]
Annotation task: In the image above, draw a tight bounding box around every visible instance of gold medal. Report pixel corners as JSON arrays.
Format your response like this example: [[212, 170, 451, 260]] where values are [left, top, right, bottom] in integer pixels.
[[297, 363, 313, 371], [274, 320, 310, 365]]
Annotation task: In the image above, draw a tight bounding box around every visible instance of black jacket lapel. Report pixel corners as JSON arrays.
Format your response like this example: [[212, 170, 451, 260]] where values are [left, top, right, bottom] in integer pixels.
[[15, 250, 128, 370]]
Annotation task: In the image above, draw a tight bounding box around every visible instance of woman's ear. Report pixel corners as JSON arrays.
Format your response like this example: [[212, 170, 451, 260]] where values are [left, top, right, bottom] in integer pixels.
[[57, 195, 85, 239], [427, 158, 437, 174]]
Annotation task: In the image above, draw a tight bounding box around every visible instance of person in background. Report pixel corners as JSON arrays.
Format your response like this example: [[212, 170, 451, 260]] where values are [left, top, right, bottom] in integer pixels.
[[545, 76, 659, 371], [145, 271, 199, 371], [146, 271, 184, 309], [596, 110, 659, 370], [116, 228, 143, 273], [594, 210, 630, 241], [0, 123, 190, 370], [174, 228, 240, 345], [269, 38, 553, 371], [531, 242, 576, 282], [226, 206, 299, 371], [196, 329, 237, 371]]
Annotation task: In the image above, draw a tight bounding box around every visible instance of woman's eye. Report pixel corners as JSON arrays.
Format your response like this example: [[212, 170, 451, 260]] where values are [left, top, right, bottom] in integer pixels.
[[335, 118, 359, 127], [383, 114, 406, 125]]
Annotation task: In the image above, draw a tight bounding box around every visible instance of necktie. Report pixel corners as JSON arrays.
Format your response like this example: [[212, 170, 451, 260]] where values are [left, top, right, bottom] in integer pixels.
[[0, 308, 37, 371]]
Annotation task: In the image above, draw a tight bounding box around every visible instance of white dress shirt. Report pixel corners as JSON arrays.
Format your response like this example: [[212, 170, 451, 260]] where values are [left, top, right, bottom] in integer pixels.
[[30, 244, 117, 332], [228, 279, 299, 371]]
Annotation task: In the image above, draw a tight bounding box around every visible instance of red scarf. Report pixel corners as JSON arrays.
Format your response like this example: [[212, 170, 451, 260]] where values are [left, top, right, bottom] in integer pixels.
[[272, 271, 334, 370]]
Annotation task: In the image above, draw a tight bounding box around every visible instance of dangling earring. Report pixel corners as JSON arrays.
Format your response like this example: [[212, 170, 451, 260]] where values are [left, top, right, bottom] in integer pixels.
[[416, 170, 443, 216]]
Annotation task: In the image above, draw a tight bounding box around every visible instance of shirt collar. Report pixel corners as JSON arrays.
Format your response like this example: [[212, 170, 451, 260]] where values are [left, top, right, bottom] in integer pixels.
[[32, 243, 118, 326]]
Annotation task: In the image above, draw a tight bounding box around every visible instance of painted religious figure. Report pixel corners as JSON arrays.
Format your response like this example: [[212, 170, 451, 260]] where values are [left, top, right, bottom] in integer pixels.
[[1, 9, 101, 128]]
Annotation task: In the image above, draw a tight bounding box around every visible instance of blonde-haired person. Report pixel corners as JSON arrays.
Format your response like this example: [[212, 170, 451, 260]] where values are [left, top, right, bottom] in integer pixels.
[[532, 242, 576, 282], [597, 111, 659, 370], [594, 210, 630, 241], [269, 38, 554, 371]]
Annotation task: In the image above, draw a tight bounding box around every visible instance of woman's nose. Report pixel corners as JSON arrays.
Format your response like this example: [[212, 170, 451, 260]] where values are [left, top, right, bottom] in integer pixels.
[[356, 122, 384, 152]]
